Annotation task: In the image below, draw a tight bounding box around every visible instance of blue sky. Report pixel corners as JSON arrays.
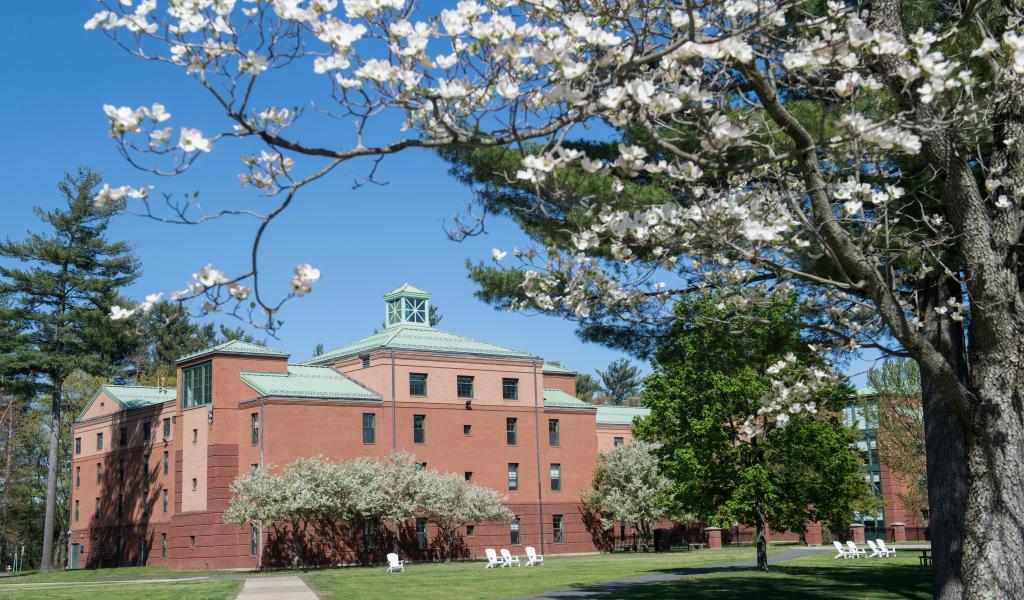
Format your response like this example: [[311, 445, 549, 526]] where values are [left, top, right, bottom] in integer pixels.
[[0, 4, 879, 384]]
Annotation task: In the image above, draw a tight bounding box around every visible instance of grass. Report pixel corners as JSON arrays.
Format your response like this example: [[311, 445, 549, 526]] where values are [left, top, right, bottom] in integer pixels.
[[301, 548, 778, 600], [0, 580, 242, 600], [605, 553, 932, 599], [0, 565, 243, 585]]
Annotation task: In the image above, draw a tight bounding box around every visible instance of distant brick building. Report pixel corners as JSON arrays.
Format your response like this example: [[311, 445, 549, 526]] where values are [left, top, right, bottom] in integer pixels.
[[68, 284, 640, 569]]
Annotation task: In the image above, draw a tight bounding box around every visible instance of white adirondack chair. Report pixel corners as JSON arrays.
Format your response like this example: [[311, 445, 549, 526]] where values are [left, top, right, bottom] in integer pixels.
[[525, 546, 544, 566], [866, 540, 883, 558], [876, 539, 897, 557], [846, 541, 867, 558], [386, 553, 404, 573], [500, 548, 522, 567], [485, 548, 502, 568], [833, 540, 851, 558]]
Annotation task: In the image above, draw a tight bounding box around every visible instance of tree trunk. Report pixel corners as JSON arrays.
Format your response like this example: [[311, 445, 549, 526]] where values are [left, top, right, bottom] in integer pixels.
[[959, 359, 1024, 598], [754, 505, 768, 571], [918, 279, 968, 600], [40, 378, 63, 572]]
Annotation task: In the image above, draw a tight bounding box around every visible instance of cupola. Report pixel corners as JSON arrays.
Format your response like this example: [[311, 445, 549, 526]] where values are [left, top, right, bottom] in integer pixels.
[[383, 283, 431, 328]]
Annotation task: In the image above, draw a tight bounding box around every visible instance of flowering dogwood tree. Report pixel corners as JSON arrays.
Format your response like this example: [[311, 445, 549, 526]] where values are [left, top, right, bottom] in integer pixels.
[[90, 0, 1022, 596]]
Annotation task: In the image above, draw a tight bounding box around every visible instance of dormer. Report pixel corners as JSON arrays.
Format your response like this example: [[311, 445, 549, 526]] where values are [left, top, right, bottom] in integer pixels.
[[384, 283, 431, 328]]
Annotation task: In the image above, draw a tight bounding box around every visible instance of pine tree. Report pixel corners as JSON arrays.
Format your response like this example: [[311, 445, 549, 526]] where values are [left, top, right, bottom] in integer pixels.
[[0, 168, 139, 571], [596, 359, 642, 406]]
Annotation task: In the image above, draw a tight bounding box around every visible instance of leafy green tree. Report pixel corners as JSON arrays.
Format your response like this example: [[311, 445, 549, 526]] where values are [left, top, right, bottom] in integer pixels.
[[596, 359, 643, 406], [635, 296, 873, 571], [575, 373, 601, 403], [0, 168, 139, 571], [869, 359, 928, 520], [583, 441, 686, 548]]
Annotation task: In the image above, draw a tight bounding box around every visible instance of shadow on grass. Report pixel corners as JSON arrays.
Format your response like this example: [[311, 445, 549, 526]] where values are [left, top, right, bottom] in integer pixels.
[[595, 563, 932, 600]]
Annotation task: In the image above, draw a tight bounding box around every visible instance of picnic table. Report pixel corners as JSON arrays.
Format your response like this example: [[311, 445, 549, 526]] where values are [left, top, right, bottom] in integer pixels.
[[919, 549, 932, 567]]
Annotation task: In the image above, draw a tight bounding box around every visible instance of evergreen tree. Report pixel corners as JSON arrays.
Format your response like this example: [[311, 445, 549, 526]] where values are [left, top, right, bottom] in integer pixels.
[[0, 168, 139, 571], [574, 373, 601, 403], [596, 359, 642, 406]]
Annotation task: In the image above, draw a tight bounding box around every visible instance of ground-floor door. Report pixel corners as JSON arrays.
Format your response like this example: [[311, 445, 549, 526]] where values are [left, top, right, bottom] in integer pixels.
[[70, 544, 79, 569]]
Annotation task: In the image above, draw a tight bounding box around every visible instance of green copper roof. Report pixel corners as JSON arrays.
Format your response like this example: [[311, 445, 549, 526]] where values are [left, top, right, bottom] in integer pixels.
[[543, 362, 575, 374], [76, 385, 176, 421], [306, 324, 537, 364], [384, 283, 430, 300], [241, 365, 382, 400], [854, 385, 878, 397], [177, 339, 289, 364], [596, 405, 650, 425], [543, 388, 596, 410]]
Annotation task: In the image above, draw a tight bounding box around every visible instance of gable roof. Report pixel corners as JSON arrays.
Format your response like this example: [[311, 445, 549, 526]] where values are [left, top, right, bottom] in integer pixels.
[[543, 388, 596, 410], [305, 325, 537, 365], [596, 405, 650, 425], [543, 362, 575, 374], [177, 339, 289, 364], [241, 365, 382, 401], [384, 283, 430, 299], [76, 385, 176, 421]]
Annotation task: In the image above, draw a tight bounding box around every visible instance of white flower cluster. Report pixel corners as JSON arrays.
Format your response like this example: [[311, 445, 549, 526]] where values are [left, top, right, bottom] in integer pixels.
[[93, 183, 153, 208], [290, 264, 321, 296], [743, 353, 833, 438]]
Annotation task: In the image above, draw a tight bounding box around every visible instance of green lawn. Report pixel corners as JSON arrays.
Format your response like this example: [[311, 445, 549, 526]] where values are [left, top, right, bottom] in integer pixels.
[[302, 548, 777, 600], [0, 565, 242, 585], [606, 553, 932, 599], [0, 580, 241, 600]]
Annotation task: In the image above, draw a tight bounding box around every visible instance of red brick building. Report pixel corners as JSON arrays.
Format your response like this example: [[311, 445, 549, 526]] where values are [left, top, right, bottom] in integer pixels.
[[68, 284, 639, 569]]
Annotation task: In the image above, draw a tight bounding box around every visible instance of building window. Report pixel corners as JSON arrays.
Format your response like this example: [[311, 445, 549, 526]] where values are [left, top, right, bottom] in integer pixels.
[[508, 463, 519, 491], [117, 494, 124, 518], [75, 437, 81, 454], [413, 414, 425, 444], [192, 478, 197, 491], [76, 466, 80, 488], [550, 464, 561, 492], [120, 427, 128, 446], [614, 437, 625, 447], [416, 518, 428, 550], [510, 517, 521, 545], [190, 536, 196, 550], [361, 355, 370, 368], [549, 419, 560, 446], [96, 463, 102, 484], [143, 421, 151, 442], [96, 432, 103, 450], [163, 451, 169, 475], [163, 417, 171, 438], [182, 361, 212, 409], [251, 527, 259, 556], [250, 413, 259, 445], [466, 525, 475, 538], [119, 459, 125, 482], [553, 515, 564, 543], [409, 373, 427, 396], [192, 428, 198, 443], [143, 492, 150, 514], [75, 500, 79, 522], [457, 375, 474, 398], [161, 533, 167, 558], [363, 413, 376, 444], [95, 497, 100, 512], [405, 297, 427, 324], [506, 418, 517, 445], [465, 471, 473, 482], [502, 378, 519, 400], [417, 462, 427, 471], [464, 424, 471, 436], [163, 488, 168, 512]]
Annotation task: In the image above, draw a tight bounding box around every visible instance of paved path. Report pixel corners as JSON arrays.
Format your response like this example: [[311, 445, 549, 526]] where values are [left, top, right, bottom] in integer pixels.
[[235, 575, 318, 600]]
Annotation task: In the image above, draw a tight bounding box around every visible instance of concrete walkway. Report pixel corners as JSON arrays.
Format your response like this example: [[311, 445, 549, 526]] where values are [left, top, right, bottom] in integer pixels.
[[235, 575, 318, 599]]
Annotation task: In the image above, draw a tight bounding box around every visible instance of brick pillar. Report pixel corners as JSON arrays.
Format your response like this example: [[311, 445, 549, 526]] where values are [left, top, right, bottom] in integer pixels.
[[849, 523, 865, 543], [704, 527, 722, 549], [805, 522, 823, 546], [889, 522, 906, 542]]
